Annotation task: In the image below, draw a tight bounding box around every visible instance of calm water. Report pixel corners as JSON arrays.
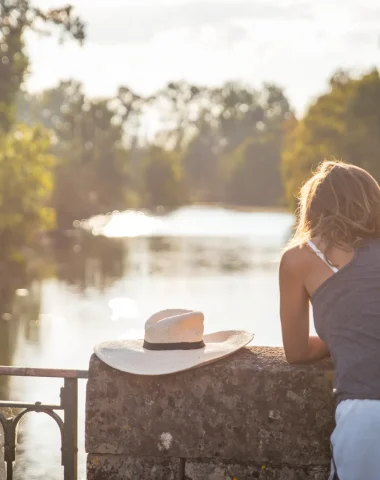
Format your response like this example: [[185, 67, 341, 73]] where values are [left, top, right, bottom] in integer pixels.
[[1, 206, 303, 479]]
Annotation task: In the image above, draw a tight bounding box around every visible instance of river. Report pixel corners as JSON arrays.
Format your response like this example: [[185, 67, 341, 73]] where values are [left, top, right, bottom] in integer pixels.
[[1, 206, 303, 479]]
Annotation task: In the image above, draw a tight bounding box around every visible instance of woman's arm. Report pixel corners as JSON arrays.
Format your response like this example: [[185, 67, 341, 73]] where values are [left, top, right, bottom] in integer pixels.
[[279, 249, 329, 364]]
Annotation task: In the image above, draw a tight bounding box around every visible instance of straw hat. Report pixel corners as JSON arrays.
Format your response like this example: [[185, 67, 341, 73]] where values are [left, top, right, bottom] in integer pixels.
[[94, 309, 253, 375]]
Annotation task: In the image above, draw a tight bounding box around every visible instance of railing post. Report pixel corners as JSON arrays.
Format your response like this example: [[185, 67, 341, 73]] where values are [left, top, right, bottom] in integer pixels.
[[62, 378, 78, 480], [2, 417, 16, 480]]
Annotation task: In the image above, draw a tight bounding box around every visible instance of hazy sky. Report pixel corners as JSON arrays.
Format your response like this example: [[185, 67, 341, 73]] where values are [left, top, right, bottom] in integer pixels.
[[26, 0, 380, 113]]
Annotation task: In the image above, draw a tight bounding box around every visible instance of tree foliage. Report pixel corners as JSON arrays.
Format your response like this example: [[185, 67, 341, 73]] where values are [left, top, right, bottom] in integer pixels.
[[0, 124, 55, 259], [17, 79, 292, 219], [18, 81, 133, 227], [152, 81, 292, 205], [223, 133, 284, 206], [0, 1, 83, 278], [141, 146, 187, 208], [222, 83, 292, 205], [0, 0, 84, 130], [282, 69, 380, 208]]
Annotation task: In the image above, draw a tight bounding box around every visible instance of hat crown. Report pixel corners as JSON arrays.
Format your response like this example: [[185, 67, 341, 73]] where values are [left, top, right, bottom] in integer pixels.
[[145, 309, 204, 345]]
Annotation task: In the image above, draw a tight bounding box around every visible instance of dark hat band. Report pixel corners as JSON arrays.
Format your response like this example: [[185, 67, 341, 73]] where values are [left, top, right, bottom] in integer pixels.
[[143, 340, 205, 351]]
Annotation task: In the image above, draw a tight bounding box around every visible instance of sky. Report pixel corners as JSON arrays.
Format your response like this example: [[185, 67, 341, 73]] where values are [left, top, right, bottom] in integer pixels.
[[25, 0, 380, 114]]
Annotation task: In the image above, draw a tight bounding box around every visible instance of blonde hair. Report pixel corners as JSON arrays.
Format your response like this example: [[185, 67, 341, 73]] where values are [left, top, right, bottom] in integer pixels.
[[290, 160, 380, 250]]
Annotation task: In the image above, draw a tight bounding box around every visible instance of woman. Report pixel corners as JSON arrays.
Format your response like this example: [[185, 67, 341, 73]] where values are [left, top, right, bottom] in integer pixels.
[[279, 160, 380, 480]]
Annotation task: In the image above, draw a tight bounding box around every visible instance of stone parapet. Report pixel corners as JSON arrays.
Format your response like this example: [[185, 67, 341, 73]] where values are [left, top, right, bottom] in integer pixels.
[[86, 347, 334, 479]]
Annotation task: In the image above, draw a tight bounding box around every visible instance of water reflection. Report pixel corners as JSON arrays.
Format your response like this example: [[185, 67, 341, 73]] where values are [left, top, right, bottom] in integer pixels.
[[0, 231, 126, 480], [53, 232, 125, 291], [126, 236, 278, 278], [0, 274, 39, 400], [0, 207, 295, 479]]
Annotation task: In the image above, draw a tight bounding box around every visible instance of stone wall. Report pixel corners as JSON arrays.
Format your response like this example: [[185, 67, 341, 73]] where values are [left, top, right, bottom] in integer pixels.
[[85, 347, 334, 480]]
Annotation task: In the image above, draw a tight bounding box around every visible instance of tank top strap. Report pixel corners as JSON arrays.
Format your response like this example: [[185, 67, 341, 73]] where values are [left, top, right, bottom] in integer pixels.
[[307, 240, 339, 273]]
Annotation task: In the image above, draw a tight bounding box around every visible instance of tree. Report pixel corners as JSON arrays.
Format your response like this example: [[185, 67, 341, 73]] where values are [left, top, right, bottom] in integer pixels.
[[0, 124, 55, 260], [181, 122, 221, 202], [282, 69, 380, 208], [177, 82, 292, 205], [51, 96, 132, 226], [343, 70, 380, 178], [222, 133, 284, 206], [0, 0, 84, 130], [17, 81, 134, 227], [141, 146, 187, 208], [209, 82, 265, 152], [150, 81, 205, 151], [221, 84, 292, 206]]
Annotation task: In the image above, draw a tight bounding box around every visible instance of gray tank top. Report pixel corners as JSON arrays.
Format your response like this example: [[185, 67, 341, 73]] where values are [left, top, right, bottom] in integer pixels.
[[310, 238, 380, 403]]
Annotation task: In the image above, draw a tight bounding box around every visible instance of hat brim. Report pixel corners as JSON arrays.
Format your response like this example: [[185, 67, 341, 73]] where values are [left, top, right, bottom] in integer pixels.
[[94, 330, 254, 375]]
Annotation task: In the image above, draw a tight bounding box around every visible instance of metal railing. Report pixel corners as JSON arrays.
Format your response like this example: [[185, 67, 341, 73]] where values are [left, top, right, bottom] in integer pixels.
[[0, 366, 88, 480]]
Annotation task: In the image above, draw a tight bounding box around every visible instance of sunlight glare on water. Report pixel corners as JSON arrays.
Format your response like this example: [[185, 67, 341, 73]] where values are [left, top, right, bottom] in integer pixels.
[[83, 206, 292, 244], [82, 210, 164, 238]]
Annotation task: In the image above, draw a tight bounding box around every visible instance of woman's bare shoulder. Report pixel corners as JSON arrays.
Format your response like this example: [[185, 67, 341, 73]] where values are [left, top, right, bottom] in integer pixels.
[[280, 243, 312, 275]]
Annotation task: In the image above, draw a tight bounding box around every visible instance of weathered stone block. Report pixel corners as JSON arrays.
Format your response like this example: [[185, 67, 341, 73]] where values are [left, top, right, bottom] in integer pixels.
[[86, 347, 334, 466], [87, 454, 181, 480], [185, 460, 330, 479]]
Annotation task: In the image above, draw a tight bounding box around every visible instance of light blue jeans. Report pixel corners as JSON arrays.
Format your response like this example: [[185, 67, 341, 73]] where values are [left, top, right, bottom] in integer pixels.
[[329, 399, 380, 480]]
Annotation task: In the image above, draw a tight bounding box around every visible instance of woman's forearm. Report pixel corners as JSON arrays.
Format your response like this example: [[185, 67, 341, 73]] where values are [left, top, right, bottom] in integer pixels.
[[287, 336, 330, 364]]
